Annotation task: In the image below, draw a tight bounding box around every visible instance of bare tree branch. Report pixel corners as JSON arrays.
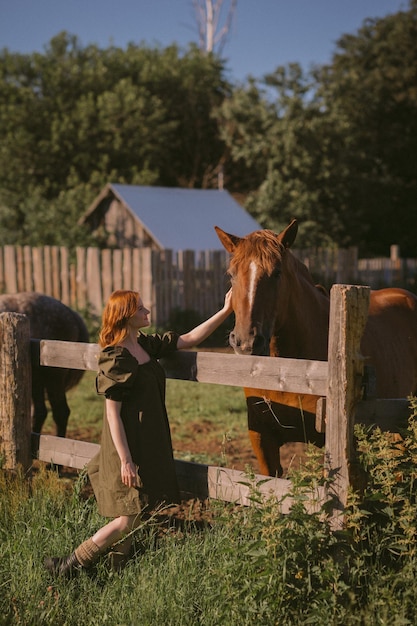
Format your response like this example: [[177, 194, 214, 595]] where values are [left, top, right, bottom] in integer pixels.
[[192, 0, 237, 54]]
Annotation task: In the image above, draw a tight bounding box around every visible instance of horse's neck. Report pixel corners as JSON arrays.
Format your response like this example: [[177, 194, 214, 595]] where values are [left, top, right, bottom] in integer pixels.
[[273, 259, 329, 360]]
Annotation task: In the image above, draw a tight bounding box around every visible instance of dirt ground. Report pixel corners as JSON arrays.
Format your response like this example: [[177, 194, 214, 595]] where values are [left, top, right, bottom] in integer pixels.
[[170, 417, 309, 477]]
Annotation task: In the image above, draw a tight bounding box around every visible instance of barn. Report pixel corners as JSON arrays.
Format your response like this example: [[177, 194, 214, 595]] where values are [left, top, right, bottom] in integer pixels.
[[80, 183, 262, 250]]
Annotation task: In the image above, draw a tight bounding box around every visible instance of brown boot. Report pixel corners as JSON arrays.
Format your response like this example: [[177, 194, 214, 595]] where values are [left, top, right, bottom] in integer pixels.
[[44, 552, 82, 578]]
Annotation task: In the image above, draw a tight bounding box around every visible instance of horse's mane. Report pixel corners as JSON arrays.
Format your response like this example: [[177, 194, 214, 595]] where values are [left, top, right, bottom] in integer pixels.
[[230, 230, 285, 275], [230, 230, 320, 292]]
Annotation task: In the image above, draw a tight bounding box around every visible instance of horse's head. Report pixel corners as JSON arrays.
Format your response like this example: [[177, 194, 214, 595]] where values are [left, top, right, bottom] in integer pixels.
[[215, 220, 298, 356]]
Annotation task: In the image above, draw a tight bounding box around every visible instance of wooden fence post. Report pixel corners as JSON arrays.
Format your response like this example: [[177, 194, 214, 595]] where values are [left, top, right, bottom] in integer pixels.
[[0, 313, 32, 472], [326, 284, 370, 529]]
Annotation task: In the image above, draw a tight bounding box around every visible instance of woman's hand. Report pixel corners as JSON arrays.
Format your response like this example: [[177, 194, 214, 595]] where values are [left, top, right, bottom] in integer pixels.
[[120, 460, 138, 488], [223, 288, 233, 314]]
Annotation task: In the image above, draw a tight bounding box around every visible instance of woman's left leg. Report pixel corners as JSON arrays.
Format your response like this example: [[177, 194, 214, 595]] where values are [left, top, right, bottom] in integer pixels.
[[45, 514, 141, 577]]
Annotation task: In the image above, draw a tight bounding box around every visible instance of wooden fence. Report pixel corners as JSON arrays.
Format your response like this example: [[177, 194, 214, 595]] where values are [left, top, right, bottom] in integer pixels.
[[0, 285, 411, 529], [1, 244, 417, 326], [0, 245, 230, 326]]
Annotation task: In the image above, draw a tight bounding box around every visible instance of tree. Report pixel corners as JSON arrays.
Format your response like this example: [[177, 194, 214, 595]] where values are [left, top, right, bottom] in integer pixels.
[[217, 1, 417, 253], [0, 34, 232, 245], [216, 64, 344, 247], [315, 0, 417, 254], [192, 0, 237, 54], [2, 3, 416, 252]]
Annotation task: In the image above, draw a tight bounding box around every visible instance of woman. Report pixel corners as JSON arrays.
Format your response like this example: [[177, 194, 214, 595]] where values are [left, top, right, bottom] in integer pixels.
[[45, 288, 233, 577]]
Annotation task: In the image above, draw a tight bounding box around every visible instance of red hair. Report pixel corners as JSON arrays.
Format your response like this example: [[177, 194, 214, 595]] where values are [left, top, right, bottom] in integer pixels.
[[99, 290, 140, 348]]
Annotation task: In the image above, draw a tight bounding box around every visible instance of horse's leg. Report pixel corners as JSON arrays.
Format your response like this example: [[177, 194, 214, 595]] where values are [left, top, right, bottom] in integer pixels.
[[31, 367, 48, 434], [45, 369, 70, 438], [248, 429, 283, 477], [246, 395, 283, 477]]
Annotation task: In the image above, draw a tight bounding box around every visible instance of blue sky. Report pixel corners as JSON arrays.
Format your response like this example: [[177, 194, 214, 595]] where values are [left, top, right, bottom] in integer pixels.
[[0, 0, 408, 81]]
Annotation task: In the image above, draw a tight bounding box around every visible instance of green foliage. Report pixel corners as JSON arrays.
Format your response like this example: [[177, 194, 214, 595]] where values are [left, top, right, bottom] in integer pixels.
[[217, 1, 417, 253], [4, 401, 417, 623], [0, 184, 97, 247], [217, 64, 357, 248], [0, 3, 416, 253], [207, 453, 342, 624], [313, 2, 417, 254], [347, 397, 417, 563], [0, 35, 230, 247]]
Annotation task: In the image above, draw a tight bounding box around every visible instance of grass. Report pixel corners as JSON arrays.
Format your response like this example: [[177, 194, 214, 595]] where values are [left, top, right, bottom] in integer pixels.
[[4, 359, 417, 623], [4, 419, 417, 624]]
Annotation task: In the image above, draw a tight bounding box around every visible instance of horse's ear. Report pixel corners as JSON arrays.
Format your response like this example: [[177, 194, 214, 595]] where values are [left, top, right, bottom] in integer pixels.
[[214, 226, 243, 253], [277, 219, 298, 249]]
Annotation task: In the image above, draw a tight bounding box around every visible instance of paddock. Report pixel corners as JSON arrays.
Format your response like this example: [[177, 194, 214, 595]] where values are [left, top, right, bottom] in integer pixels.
[[0, 284, 412, 528]]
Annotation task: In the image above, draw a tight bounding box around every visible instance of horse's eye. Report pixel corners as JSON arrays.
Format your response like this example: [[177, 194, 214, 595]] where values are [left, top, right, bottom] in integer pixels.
[[272, 268, 281, 279], [227, 271, 236, 282]]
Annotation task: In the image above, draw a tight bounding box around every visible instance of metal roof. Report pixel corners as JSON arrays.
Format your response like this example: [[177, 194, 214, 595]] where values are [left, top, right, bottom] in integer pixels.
[[110, 183, 262, 251]]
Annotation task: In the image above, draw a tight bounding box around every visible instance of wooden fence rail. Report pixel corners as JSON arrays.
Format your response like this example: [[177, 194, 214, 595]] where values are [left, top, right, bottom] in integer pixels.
[[0, 285, 412, 527], [2, 245, 417, 326]]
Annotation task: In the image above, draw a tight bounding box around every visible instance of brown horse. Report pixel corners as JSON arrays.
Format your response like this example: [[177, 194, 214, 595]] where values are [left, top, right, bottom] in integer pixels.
[[0, 292, 89, 437], [215, 219, 417, 477]]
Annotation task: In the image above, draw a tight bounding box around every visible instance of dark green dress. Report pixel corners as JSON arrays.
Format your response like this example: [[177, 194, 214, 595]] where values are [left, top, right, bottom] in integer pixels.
[[87, 331, 180, 517]]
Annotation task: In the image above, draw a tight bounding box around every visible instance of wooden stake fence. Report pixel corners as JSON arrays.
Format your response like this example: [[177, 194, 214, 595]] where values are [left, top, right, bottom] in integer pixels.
[[0, 285, 411, 525], [2, 244, 417, 327]]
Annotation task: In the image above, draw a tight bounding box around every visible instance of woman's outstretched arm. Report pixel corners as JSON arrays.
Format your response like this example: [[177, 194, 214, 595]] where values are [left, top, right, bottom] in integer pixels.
[[176, 289, 233, 350]]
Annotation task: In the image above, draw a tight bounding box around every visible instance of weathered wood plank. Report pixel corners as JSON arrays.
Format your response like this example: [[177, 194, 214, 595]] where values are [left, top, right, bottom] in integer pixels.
[[60, 246, 70, 305], [86, 247, 102, 315], [101, 249, 113, 303], [0, 314, 32, 471], [175, 460, 326, 511], [325, 285, 370, 529], [37, 339, 329, 395], [122, 248, 132, 290], [51, 246, 61, 300], [140, 248, 155, 324], [132, 248, 141, 294], [43, 246, 52, 295], [4, 245, 17, 292], [32, 247, 45, 293], [32, 433, 100, 469], [192, 352, 328, 395], [32, 434, 327, 510], [315, 397, 326, 433], [37, 340, 100, 371], [75, 247, 87, 310], [112, 248, 122, 292], [0, 246, 4, 292], [161, 459, 301, 507], [16, 246, 25, 292], [23, 245, 33, 292]]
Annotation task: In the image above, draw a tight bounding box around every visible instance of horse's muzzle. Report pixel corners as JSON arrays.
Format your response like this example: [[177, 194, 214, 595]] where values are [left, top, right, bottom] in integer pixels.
[[229, 328, 269, 356]]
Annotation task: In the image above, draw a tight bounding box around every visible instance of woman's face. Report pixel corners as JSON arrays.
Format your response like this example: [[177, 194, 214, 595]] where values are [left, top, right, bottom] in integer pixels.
[[127, 298, 150, 330]]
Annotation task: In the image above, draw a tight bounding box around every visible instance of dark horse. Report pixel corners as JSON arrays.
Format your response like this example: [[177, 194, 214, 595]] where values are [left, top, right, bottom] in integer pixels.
[[215, 220, 417, 477], [0, 292, 89, 437]]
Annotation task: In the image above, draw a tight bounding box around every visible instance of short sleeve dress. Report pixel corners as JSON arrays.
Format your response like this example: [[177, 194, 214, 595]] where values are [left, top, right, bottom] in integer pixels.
[[87, 331, 180, 518]]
